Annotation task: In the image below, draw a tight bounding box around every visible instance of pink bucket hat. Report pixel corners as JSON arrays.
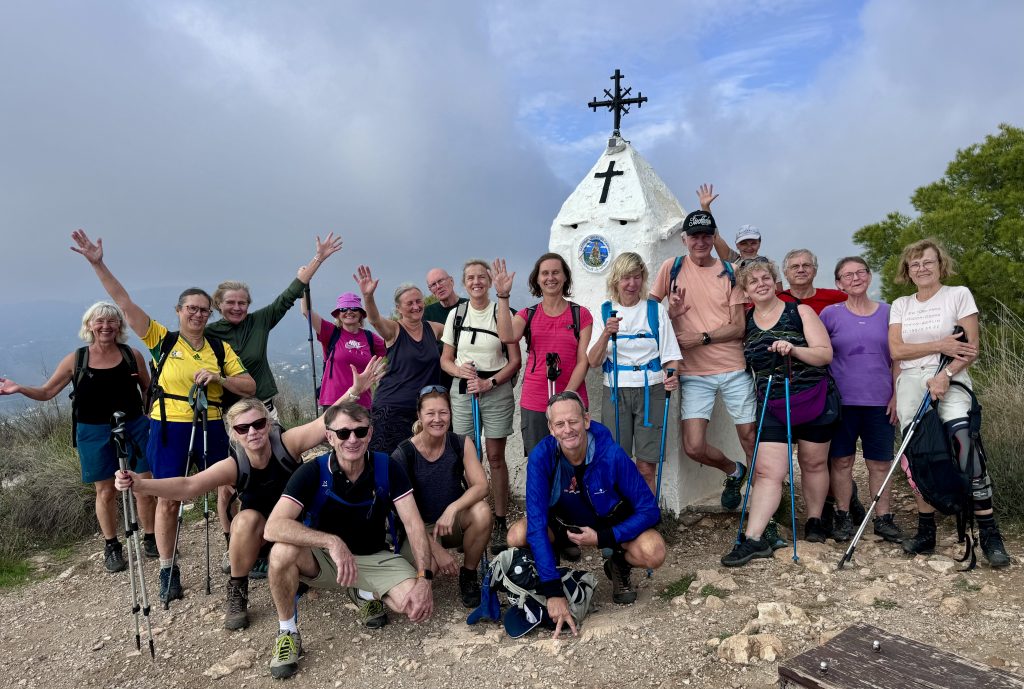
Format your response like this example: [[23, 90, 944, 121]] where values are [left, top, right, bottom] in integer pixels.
[[332, 292, 366, 317]]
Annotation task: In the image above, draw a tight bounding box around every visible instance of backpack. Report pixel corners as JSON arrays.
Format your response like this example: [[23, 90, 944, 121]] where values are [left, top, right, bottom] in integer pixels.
[[324, 327, 377, 382], [451, 301, 518, 388], [148, 331, 228, 441], [523, 301, 582, 374], [669, 255, 735, 294], [599, 299, 664, 427], [70, 344, 142, 447], [303, 451, 402, 554], [230, 423, 302, 494], [489, 547, 597, 638], [396, 433, 467, 494]]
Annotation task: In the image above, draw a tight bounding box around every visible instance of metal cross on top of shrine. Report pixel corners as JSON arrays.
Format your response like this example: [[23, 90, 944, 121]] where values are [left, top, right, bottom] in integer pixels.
[[588, 69, 647, 137]]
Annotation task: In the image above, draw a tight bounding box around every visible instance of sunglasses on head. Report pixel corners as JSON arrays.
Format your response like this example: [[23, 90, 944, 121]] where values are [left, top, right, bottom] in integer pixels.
[[418, 384, 448, 399], [328, 425, 371, 441], [738, 256, 770, 268], [232, 417, 269, 435]]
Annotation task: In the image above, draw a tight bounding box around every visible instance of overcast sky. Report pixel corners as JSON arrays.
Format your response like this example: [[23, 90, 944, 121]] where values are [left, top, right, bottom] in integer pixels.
[[2, 0, 1023, 312]]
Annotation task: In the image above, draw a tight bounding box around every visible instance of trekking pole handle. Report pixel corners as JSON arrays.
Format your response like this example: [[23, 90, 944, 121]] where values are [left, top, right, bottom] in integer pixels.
[[665, 368, 676, 399], [608, 310, 618, 342]]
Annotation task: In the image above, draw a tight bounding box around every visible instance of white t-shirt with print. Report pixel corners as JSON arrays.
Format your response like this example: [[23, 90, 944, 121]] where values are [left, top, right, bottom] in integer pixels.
[[889, 285, 978, 370], [588, 299, 683, 387]]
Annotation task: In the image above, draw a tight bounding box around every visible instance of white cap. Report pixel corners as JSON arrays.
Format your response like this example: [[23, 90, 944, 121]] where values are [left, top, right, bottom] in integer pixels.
[[735, 224, 761, 242]]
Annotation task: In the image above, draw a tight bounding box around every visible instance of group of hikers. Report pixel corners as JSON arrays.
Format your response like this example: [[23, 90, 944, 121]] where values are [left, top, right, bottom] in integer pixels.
[[0, 187, 1012, 677]]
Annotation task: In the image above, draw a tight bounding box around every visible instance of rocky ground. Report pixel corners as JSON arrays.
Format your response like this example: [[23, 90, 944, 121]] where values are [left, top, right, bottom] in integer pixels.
[[1, 494, 1021, 689]]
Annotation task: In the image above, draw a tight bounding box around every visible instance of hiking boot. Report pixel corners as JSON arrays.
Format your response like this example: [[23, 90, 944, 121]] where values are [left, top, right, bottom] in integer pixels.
[[221, 550, 231, 575], [849, 482, 867, 525], [603, 554, 637, 605], [159, 565, 184, 603], [831, 510, 853, 542], [224, 577, 249, 630], [762, 519, 788, 551], [721, 536, 773, 567], [459, 567, 481, 608], [720, 463, 746, 510], [143, 534, 159, 559], [104, 541, 126, 573], [249, 558, 269, 580], [902, 528, 936, 556], [820, 498, 835, 536], [560, 545, 582, 563], [269, 630, 302, 679], [804, 517, 828, 543], [980, 526, 1011, 568], [490, 520, 508, 555], [346, 588, 388, 628], [873, 514, 905, 543]]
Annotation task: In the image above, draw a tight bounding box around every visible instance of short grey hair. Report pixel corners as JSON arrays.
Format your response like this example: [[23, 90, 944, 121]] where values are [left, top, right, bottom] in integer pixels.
[[79, 301, 129, 344], [782, 249, 818, 272], [393, 283, 422, 305]]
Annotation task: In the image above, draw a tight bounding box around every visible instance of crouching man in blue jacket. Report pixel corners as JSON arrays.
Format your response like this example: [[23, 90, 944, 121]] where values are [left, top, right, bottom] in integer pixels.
[[507, 391, 666, 636]]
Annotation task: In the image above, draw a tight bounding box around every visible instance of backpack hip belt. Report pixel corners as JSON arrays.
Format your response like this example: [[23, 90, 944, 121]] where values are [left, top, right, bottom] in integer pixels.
[[602, 357, 662, 427]]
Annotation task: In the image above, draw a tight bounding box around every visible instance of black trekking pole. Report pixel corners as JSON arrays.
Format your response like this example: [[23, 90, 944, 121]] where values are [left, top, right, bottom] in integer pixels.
[[304, 286, 319, 418], [545, 352, 561, 400], [838, 326, 966, 569], [111, 412, 155, 658], [191, 384, 212, 596], [783, 354, 799, 564]]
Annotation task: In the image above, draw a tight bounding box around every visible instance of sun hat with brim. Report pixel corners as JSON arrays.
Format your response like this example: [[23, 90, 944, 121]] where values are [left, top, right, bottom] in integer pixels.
[[332, 292, 366, 317], [503, 598, 554, 638]]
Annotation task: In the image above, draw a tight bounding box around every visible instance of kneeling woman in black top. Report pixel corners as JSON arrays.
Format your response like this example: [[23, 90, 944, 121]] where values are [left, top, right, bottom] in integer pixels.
[[115, 357, 385, 630], [393, 386, 492, 607], [721, 260, 835, 567]]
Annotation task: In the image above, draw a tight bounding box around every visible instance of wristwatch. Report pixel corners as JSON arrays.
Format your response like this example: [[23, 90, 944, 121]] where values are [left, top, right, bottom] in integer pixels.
[[417, 569, 434, 581], [943, 367, 954, 378], [490, 377, 499, 389], [701, 332, 711, 346]]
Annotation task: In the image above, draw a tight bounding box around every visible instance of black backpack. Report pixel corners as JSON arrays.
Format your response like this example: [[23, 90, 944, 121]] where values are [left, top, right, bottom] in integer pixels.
[[69, 344, 142, 447], [523, 301, 581, 374], [230, 423, 302, 494], [148, 331, 228, 440]]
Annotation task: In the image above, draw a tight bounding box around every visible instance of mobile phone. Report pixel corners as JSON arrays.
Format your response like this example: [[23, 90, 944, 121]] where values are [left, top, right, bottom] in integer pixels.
[[555, 517, 583, 534]]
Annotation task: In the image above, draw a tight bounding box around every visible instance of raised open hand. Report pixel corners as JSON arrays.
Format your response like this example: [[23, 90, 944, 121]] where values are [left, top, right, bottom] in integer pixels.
[[696, 183, 718, 211], [70, 229, 104, 264], [353, 265, 379, 297], [491, 258, 514, 296], [315, 232, 344, 262]]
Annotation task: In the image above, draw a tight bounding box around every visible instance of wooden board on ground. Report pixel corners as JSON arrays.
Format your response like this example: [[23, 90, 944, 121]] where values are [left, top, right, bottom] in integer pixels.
[[778, 622, 1024, 689]]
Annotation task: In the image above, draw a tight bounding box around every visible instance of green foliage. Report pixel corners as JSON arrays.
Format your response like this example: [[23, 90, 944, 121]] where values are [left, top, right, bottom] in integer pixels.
[[872, 599, 898, 610], [659, 573, 696, 600], [0, 557, 33, 589], [854, 123, 1024, 317], [699, 583, 729, 598]]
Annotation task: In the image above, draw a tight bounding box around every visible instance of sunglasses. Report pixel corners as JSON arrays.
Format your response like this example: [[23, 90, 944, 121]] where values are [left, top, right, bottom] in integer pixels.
[[418, 384, 448, 399], [328, 425, 370, 440], [336, 307, 361, 314], [738, 256, 770, 269], [232, 417, 269, 435]]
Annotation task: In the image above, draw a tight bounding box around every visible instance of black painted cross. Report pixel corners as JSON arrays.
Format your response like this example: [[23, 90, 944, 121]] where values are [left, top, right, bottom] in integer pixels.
[[594, 160, 624, 203], [588, 69, 647, 136]]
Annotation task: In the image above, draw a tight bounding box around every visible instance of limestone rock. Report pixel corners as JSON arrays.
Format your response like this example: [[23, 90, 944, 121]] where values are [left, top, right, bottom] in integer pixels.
[[204, 648, 256, 679], [717, 634, 750, 664], [756, 602, 808, 627], [854, 584, 888, 606], [750, 634, 785, 662], [926, 556, 955, 574], [939, 597, 968, 616], [705, 595, 725, 611]]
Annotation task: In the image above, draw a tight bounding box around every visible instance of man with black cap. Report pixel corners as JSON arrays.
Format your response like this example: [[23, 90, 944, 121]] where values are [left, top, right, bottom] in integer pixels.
[[649, 209, 757, 512]]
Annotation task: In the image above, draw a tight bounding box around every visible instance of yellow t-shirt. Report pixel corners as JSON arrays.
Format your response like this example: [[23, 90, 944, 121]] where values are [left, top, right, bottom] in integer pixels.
[[143, 319, 247, 421]]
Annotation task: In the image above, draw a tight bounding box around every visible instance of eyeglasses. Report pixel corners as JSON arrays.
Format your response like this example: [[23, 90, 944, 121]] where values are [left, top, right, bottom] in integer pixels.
[[232, 417, 268, 435], [183, 305, 212, 316], [327, 425, 370, 440], [418, 384, 448, 399], [839, 269, 869, 281], [908, 259, 938, 272], [787, 263, 815, 271], [427, 276, 453, 290]]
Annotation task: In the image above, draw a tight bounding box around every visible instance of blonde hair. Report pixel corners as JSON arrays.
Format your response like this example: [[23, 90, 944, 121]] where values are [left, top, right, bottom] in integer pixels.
[[605, 252, 649, 302], [894, 238, 956, 285], [79, 302, 129, 344], [224, 398, 269, 431], [736, 259, 781, 291], [212, 281, 252, 312]]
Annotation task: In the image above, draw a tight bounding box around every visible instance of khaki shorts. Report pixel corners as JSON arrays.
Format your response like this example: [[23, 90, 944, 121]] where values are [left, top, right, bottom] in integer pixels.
[[600, 384, 666, 463], [399, 518, 464, 563], [300, 548, 416, 598], [451, 382, 515, 439]]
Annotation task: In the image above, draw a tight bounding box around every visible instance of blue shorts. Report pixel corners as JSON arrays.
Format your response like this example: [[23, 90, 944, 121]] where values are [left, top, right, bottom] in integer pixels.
[[828, 405, 895, 461], [76, 415, 151, 483], [146, 418, 230, 479], [679, 370, 756, 424]]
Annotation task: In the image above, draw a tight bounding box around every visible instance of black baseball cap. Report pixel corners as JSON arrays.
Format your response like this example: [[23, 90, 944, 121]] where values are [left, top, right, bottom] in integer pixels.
[[683, 210, 716, 235]]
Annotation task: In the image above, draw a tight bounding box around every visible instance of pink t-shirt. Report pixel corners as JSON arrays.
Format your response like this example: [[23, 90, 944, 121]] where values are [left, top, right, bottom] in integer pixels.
[[516, 302, 593, 413], [317, 322, 386, 408], [650, 256, 747, 375]]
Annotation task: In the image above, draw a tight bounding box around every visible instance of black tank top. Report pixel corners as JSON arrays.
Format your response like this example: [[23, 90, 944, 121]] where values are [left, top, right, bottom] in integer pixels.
[[230, 426, 297, 516], [372, 324, 440, 409], [75, 357, 145, 424], [744, 301, 826, 400]]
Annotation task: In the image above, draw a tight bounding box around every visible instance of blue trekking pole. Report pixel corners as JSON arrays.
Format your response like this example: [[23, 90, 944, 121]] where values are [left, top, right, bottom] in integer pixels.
[[467, 385, 501, 624], [649, 368, 676, 578], [784, 354, 799, 563], [735, 355, 778, 545], [609, 309, 620, 446]]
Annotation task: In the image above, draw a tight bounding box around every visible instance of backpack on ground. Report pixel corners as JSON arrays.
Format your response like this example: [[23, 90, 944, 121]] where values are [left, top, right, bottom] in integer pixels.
[[303, 451, 402, 554], [523, 301, 581, 374], [148, 331, 228, 441], [489, 547, 597, 638], [70, 344, 142, 447], [324, 327, 377, 381], [669, 255, 735, 294]]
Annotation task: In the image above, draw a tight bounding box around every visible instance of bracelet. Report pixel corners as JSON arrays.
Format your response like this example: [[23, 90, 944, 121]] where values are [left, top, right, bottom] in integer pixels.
[[496, 293, 510, 299], [310, 256, 321, 264]]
